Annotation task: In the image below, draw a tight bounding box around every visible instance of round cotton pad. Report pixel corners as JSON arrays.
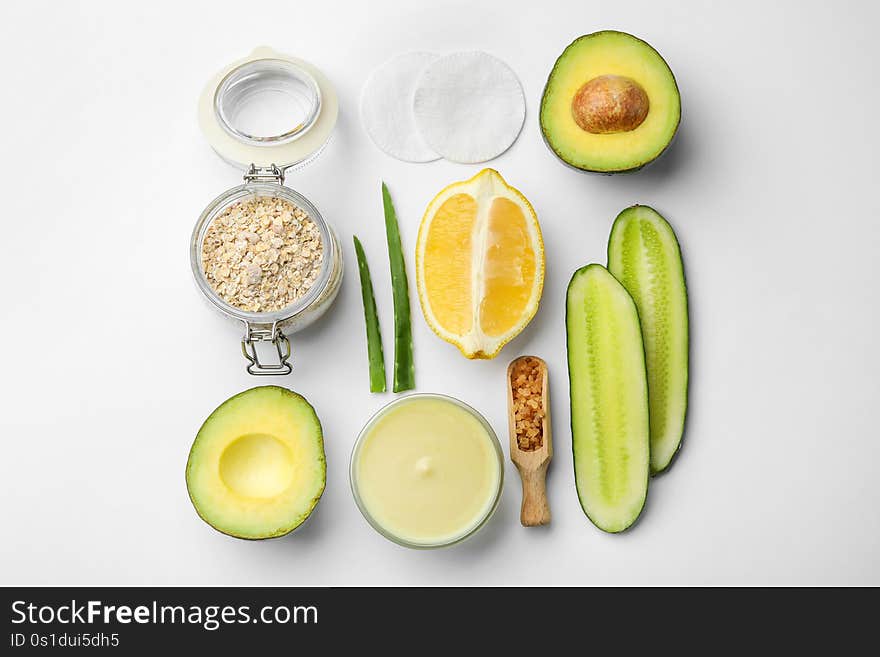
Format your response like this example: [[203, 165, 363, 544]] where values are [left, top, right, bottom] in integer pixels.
[[361, 52, 441, 162], [413, 52, 526, 164]]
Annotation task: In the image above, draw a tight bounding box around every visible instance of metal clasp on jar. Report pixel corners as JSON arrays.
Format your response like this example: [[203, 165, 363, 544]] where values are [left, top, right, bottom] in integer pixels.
[[241, 320, 292, 375], [243, 163, 285, 185]]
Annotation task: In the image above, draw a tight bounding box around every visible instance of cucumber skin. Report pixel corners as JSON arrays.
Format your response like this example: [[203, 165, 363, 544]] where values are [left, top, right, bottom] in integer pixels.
[[607, 205, 689, 475], [566, 264, 650, 533]]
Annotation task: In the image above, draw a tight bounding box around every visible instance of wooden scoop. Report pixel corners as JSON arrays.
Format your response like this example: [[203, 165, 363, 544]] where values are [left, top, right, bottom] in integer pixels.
[[507, 355, 552, 526]]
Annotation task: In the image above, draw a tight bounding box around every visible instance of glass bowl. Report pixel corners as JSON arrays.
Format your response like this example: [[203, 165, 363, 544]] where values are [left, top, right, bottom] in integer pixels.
[[350, 393, 504, 549]]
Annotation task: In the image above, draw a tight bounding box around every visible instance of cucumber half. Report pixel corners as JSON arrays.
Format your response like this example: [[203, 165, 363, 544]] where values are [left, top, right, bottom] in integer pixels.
[[608, 205, 688, 474], [566, 264, 649, 533]]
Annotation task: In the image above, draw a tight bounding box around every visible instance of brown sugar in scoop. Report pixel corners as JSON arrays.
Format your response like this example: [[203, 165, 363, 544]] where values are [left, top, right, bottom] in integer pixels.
[[507, 356, 552, 526]]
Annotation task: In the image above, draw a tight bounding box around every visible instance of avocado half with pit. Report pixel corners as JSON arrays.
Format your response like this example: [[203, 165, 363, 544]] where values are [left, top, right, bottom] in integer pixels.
[[540, 31, 681, 173], [186, 386, 326, 540]]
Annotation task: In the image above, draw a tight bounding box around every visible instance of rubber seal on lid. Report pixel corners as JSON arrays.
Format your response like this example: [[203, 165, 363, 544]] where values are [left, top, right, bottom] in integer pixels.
[[198, 47, 338, 171]]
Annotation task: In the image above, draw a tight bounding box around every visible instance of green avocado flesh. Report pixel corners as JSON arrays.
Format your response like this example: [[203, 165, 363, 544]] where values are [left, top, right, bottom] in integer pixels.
[[540, 31, 681, 173], [566, 264, 649, 532], [608, 206, 688, 473], [186, 386, 326, 539]]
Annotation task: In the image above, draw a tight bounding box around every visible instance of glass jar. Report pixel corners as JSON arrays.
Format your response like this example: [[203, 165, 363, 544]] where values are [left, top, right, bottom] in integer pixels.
[[192, 48, 341, 374], [350, 394, 505, 549]]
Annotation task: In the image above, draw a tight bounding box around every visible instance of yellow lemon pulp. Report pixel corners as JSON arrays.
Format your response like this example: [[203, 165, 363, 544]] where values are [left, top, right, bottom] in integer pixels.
[[416, 169, 544, 358]]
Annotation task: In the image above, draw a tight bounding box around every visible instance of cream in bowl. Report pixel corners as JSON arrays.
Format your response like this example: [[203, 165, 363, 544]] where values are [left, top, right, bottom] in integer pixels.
[[350, 394, 503, 548]]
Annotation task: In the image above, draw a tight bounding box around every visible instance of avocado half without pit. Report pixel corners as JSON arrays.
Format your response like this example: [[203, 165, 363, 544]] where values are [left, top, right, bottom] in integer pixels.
[[186, 386, 326, 539], [540, 31, 681, 173]]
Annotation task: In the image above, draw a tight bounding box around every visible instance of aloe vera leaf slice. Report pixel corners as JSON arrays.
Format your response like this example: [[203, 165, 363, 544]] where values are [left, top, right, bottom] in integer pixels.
[[382, 182, 415, 392], [353, 236, 386, 393], [566, 264, 650, 533], [607, 205, 688, 474]]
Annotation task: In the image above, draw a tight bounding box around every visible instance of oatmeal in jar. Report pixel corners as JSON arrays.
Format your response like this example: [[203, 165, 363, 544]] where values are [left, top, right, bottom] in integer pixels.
[[201, 196, 324, 313]]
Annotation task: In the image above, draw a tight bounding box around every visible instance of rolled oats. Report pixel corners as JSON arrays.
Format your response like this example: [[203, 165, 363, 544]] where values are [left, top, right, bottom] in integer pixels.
[[202, 196, 324, 313]]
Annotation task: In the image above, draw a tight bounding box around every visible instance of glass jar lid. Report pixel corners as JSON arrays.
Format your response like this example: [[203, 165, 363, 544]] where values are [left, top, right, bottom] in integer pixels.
[[198, 47, 338, 171]]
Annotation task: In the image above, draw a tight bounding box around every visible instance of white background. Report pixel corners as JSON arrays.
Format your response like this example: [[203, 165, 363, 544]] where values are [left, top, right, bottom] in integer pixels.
[[1, 0, 877, 586]]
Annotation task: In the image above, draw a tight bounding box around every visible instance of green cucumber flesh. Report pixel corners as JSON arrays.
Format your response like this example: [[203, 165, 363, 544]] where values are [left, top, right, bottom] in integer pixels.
[[566, 264, 649, 533], [608, 205, 688, 474]]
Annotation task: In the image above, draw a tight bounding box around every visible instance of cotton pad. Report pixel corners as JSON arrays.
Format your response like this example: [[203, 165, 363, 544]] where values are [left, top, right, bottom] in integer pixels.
[[360, 52, 441, 162], [413, 52, 525, 164]]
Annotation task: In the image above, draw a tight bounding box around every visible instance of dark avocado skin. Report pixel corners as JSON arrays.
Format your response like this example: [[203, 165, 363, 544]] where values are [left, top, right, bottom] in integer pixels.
[[565, 264, 649, 533], [539, 30, 682, 174], [185, 385, 326, 541], [539, 121, 680, 176]]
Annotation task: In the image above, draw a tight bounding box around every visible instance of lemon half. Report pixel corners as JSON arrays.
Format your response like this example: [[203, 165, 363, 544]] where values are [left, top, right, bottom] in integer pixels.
[[415, 169, 544, 359]]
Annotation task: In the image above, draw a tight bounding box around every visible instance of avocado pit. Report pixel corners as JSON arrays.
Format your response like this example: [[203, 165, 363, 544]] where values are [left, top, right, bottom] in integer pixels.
[[571, 74, 649, 134]]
